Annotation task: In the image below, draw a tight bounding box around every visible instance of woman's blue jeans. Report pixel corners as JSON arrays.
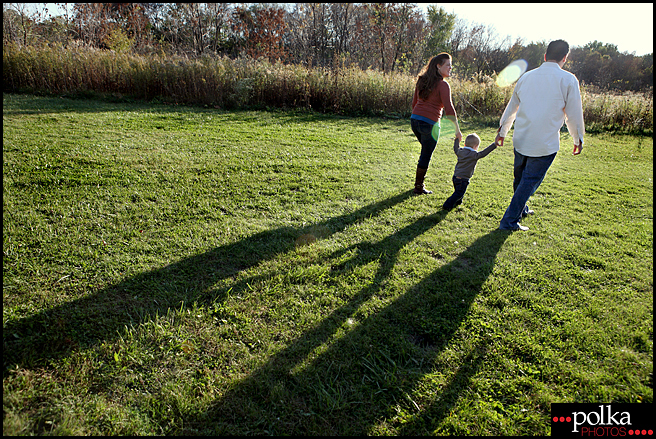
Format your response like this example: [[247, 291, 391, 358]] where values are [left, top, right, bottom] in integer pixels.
[[499, 149, 557, 230], [411, 119, 438, 168]]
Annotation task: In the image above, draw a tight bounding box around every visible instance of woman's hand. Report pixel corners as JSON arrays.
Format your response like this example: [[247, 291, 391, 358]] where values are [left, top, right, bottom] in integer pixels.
[[444, 115, 462, 141]]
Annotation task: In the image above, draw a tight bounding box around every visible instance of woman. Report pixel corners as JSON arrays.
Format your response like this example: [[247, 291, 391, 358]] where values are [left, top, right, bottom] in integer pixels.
[[410, 53, 462, 195]]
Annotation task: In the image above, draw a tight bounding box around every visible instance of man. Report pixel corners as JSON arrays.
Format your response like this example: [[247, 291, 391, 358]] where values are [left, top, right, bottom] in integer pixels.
[[495, 39, 585, 231]]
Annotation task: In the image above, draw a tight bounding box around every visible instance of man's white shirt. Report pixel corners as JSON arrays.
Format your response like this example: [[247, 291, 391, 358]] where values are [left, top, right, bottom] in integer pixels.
[[499, 62, 585, 157]]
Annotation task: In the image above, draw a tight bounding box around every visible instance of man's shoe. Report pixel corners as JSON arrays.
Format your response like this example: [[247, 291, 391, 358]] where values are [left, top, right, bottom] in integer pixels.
[[521, 209, 534, 218], [498, 224, 529, 231]]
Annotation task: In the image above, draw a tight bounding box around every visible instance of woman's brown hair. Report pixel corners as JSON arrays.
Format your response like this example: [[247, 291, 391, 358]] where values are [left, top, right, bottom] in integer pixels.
[[416, 53, 451, 100]]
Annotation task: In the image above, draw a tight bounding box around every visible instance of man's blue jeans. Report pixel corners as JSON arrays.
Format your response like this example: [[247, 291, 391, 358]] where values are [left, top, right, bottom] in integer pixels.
[[499, 149, 557, 230]]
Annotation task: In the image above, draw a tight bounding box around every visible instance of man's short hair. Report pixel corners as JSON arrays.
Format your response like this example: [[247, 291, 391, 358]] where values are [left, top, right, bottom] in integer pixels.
[[546, 40, 570, 62]]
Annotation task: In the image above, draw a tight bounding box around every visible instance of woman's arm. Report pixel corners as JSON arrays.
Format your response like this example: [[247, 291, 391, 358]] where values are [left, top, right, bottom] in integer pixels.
[[445, 115, 462, 141], [411, 87, 419, 111], [439, 82, 462, 141]]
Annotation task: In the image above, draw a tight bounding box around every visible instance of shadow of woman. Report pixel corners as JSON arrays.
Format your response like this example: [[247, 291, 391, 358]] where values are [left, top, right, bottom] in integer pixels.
[[3, 191, 415, 372], [192, 228, 510, 435]]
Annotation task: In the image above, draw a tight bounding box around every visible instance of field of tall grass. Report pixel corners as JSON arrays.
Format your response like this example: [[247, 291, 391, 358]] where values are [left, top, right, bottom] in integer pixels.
[[3, 43, 653, 134]]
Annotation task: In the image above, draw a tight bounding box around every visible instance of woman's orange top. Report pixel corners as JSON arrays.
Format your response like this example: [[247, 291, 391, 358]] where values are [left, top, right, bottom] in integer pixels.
[[411, 79, 457, 123]]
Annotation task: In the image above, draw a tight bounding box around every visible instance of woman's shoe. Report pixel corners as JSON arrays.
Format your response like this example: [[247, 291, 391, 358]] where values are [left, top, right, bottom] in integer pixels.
[[413, 166, 432, 194]]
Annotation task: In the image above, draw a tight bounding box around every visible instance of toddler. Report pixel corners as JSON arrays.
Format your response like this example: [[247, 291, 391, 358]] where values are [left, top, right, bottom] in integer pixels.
[[442, 133, 498, 210]]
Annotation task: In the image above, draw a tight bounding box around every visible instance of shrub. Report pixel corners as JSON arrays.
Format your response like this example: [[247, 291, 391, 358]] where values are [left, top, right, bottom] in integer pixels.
[[2, 43, 652, 133]]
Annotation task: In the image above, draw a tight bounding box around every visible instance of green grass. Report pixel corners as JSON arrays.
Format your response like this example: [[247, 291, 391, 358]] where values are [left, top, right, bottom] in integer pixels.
[[3, 93, 653, 435]]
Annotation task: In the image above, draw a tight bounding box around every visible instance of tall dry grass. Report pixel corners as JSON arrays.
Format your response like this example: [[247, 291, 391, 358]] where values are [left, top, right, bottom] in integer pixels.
[[581, 87, 654, 134], [3, 43, 652, 134]]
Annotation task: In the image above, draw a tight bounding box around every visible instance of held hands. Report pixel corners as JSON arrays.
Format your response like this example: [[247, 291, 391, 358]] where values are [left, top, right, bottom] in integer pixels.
[[455, 130, 463, 141], [495, 127, 504, 146]]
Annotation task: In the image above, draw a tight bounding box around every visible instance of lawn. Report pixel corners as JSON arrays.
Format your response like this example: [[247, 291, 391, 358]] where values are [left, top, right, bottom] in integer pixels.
[[3, 93, 652, 435]]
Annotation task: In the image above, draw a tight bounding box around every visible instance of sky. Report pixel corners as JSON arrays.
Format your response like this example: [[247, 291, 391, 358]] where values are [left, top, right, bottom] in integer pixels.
[[29, 3, 653, 56], [420, 3, 653, 56]]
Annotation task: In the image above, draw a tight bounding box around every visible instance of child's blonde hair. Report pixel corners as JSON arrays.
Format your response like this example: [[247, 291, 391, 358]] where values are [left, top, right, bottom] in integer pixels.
[[464, 133, 480, 148]]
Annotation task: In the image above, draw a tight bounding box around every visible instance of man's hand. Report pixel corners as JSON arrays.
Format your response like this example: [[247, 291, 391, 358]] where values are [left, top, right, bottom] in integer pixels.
[[495, 132, 504, 147], [455, 130, 463, 142], [573, 140, 583, 155]]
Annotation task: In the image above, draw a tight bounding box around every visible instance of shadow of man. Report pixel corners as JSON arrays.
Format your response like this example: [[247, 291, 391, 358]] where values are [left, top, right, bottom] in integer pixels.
[[3, 191, 415, 372], [194, 228, 510, 435]]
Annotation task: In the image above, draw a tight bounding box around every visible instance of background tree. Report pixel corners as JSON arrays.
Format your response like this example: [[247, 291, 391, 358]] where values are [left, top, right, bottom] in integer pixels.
[[516, 41, 547, 72], [297, 3, 331, 67], [3, 2, 51, 46], [107, 3, 150, 52], [141, 3, 168, 52], [387, 3, 424, 73], [455, 22, 501, 76], [638, 53, 653, 90], [329, 3, 353, 66], [185, 3, 209, 56], [2, 3, 652, 94], [3, 5, 23, 46], [565, 41, 652, 92], [71, 3, 112, 47], [206, 3, 232, 55], [36, 4, 75, 47], [283, 4, 311, 65], [231, 4, 288, 61], [486, 35, 515, 74], [422, 5, 455, 63], [368, 3, 394, 72], [365, 3, 425, 73], [350, 4, 376, 70]]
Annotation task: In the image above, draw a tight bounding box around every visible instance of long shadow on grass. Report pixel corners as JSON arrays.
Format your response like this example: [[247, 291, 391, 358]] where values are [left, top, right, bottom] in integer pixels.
[[190, 228, 510, 435], [3, 191, 414, 372]]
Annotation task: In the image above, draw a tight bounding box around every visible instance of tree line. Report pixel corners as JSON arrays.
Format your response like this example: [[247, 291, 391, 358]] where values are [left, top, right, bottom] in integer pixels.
[[3, 3, 653, 93]]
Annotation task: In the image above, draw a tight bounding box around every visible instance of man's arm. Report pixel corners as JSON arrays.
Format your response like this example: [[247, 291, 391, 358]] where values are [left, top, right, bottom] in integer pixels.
[[564, 78, 585, 155], [496, 89, 520, 146]]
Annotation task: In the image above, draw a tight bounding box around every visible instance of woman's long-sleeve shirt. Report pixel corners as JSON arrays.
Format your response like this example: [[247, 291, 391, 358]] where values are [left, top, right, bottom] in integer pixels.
[[411, 79, 457, 124]]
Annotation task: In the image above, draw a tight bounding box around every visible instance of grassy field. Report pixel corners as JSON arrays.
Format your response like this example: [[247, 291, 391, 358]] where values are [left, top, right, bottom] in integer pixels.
[[3, 93, 653, 435]]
